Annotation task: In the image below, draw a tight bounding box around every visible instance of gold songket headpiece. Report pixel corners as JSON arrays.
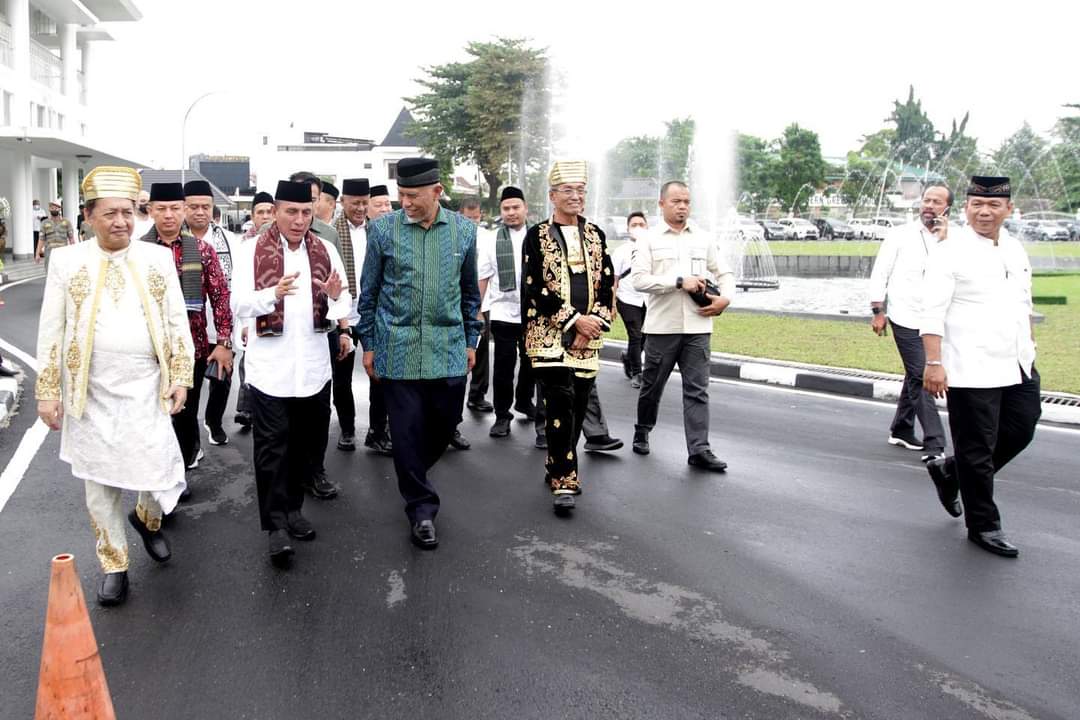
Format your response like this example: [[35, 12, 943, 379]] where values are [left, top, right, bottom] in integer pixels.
[[548, 160, 588, 187], [81, 166, 142, 201]]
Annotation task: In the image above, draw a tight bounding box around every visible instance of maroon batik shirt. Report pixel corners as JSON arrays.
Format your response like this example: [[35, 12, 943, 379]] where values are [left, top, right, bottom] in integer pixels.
[[163, 238, 233, 361]]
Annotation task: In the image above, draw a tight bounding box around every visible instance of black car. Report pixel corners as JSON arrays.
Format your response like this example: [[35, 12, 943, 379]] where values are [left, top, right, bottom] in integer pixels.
[[812, 218, 855, 240]]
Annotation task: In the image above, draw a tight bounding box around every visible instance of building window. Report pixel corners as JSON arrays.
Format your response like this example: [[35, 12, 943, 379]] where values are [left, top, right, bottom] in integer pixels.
[[2, 91, 11, 126], [364, 163, 372, 169], [262, 135, 268, 146], [36, 104, 45, 127], [388, 162, 398, 180], [58, 113, 64, 131]]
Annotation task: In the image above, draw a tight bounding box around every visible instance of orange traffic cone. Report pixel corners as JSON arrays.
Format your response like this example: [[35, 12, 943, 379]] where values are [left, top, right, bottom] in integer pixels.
[[34, 554, 116, 719]]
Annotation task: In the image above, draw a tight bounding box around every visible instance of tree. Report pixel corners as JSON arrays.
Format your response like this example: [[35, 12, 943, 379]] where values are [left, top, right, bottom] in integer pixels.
[[773, 124, 826, 213], [661, 118, 695, 182], [736, 133, 777, 214], [1050, 104, 1080, 213], [933, 113, 980, 196], [407, 38, 549, 209], [888, 86, 936, 167], [603, 135, 660, 199], [993, 123, 1053, 209]]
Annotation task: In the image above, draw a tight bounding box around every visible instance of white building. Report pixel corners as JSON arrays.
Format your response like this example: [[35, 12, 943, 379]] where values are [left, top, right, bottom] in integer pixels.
[[249, 107, 425, 197], [0, 0, 143, 260]]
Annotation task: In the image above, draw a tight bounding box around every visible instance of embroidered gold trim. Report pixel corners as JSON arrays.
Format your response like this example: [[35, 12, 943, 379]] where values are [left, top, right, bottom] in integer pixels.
[[90, 518, 129, 573], [35, 344, 62, 400], [103, 260, 126, 305]]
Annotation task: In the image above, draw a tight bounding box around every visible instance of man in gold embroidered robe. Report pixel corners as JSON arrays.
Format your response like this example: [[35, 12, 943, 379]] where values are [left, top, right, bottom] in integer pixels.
[[522, 161, 614, 514], [35, 166, 195, 607]]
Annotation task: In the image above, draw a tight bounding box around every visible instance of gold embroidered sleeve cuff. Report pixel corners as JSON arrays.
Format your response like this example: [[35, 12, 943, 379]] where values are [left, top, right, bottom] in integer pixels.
[[35, 344, 62, 400]]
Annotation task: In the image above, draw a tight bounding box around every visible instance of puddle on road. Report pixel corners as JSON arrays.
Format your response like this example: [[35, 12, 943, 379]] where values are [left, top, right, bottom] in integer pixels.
[[509, 535, 844, 715], [386, 569, 407, 608]]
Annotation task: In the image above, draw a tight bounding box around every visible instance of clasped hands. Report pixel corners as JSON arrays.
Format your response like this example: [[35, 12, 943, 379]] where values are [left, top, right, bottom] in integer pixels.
[[572, 314, 605, 350]]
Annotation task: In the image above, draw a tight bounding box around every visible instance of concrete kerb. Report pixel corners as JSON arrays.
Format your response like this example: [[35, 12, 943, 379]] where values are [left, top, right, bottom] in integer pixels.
[[0, 373, 19, 428], [599, 340, 1080, 427]]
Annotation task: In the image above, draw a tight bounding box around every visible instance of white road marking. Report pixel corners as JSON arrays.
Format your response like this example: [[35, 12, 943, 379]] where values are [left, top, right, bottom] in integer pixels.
[[0, 420, 50, 512], [0, 275, 45, 293], [0, 337, 39, 372]]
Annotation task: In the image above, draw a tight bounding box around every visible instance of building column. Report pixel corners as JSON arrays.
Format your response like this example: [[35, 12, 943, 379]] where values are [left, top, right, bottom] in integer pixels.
[[10, 147, 34, 259], [4, 0, 30, 128], [62, 158, 79, 227], [59, 23, 77, 99], [80, 41, 92, 111]]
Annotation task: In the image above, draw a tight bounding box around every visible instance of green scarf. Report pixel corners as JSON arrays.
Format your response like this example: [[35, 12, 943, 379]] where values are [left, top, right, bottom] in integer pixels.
[[495, 225, 517, 291]]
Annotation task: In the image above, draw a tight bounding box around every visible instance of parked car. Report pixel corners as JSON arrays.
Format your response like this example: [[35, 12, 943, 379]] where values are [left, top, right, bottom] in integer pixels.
[[777, 217, 820, 240], [1020, 220, 1071, 242], [873, 217, 903, 237], [1066, 220, 1080, 241], [848, 218, 879, 240], [759, 220, 790, 240], [812, 218, 855, 240], [733, 215, 766, 241]]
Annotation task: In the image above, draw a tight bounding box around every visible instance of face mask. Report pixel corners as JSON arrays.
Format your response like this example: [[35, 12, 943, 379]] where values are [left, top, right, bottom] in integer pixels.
[[139, 204, 149, 214], [50, 210, 60, 216]]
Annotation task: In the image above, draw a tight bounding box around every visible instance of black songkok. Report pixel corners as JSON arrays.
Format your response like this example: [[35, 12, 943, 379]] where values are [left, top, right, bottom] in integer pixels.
[[967, 176, 1011, 198], [321, 180, 339, 199], [396, 158, 440, 188], [183, 180, 213, 198], [500, 186, 525, 203], [252, 191, 274, 207], [369, 184, 389, 198], [342, 178, 370, 196], [275, 180, 313, 204], [150, 182, 185, 202]]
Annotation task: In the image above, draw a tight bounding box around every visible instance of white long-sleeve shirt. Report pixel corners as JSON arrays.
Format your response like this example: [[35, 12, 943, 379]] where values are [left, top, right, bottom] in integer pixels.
[[477, 225, 526, 323], [868, 220, 940, 330], [631, 221, 735, 335], [344, 220, 366, 327], [919, 226, 1035, 389], [231, 234, 351, 398]]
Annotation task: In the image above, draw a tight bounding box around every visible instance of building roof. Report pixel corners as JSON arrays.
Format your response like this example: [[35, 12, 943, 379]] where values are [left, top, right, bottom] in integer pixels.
[[138, 169, 234, 207], [381, 107, 418, 148]]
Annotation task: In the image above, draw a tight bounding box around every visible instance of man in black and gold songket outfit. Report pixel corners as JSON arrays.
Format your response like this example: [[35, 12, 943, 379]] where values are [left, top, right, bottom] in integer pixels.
[[522, 160, 615, 514]]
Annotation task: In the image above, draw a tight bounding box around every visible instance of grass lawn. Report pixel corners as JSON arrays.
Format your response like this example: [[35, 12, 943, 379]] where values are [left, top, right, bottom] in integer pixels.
[[767, 240, 1080, 258], [608, 273, 1079, 394]]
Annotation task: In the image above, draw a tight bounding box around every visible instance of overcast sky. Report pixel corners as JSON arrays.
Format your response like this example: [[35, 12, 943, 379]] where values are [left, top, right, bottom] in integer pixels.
[[90, 0, 1078, 169]]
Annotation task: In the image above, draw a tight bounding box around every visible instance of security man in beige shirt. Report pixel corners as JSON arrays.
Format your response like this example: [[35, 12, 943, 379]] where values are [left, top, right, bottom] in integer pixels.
[[630, 180, 735, 472]]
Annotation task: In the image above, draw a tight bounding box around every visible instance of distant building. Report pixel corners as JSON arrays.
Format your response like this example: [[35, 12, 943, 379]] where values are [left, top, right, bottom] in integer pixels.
[[248, 106, 427, 197], [139, 169, 233, 209], [189, 154, 250, 195], [1, 0, 145, 259]]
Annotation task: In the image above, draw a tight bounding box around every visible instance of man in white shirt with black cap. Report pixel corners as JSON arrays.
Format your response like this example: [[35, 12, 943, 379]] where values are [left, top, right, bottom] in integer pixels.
[[921, 175, 1040, 558], [868, 183, 950, 461]]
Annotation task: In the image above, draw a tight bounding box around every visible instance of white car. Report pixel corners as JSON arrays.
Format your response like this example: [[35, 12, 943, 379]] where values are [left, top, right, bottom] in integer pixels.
[[849, 218, 885, 240], [777, 218, 820, 240]]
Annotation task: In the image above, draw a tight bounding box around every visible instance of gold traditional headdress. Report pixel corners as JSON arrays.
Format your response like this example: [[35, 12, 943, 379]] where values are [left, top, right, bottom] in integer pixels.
[[548, 160, 588, 187], [81, 166, 142, 201]]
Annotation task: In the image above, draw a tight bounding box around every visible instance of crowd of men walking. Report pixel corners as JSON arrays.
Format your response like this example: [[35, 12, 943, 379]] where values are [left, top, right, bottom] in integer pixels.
[[31, 158, 1040, 606]]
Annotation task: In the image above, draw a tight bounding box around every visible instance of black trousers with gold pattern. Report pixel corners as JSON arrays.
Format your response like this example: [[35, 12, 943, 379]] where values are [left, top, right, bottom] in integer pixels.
[[534, 366, 593, 495]]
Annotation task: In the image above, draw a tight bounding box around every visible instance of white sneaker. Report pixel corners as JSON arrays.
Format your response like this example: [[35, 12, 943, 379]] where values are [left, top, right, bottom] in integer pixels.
[[887, 434, 923, 451], [186, 448, 205, 470]]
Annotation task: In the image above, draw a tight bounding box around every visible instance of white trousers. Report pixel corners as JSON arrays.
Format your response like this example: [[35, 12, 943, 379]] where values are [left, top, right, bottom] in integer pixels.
[[84, 480, 162, 573]]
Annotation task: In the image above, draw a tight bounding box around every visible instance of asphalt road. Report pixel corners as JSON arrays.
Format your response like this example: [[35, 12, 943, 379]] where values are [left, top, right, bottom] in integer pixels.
[[2, 275, 1078, 719]]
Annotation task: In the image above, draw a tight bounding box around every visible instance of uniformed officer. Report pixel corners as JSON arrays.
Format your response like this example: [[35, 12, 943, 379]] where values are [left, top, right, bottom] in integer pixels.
[[35, 199, 75, 269]]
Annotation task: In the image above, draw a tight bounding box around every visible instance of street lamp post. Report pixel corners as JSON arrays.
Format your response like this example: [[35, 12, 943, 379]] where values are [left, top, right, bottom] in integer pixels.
[[181, 91, 224, 184]]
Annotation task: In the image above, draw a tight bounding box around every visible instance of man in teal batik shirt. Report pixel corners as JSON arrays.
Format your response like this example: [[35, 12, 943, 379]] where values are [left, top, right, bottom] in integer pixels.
[[358, 157, 482, 549]]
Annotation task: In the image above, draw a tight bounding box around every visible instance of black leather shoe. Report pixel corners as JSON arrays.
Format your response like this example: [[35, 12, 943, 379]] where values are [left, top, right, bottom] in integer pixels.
[[0, 364, 18, 378], [179, 486, 192, 502], [553, 494, 576, 514], [449, 430, 471, 450], [97, 571, 129, 606], [968, 529, 1019, 558], [204, 423, 228, 446], [365, 430, 393, 456], [927, 457, 962, 518], [303, 471, 339, 500], [584, 434, 623, 452], [534, 433, 547, 450], [632, 431, 650, 455], [337, 432, 357, 451], [128, 510, 171, 563], [514, 402, 537, 421], [688, 450, 727, 472], [234, 411, 252, 428], [490, 417, 512, 438], [467, 399, 494, 413], [411, 520, 439, 549], [268, 530, 294, 565], [286, 511, 316, 541]]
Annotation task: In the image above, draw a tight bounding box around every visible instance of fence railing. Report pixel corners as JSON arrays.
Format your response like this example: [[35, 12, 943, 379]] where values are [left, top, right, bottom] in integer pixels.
[[0, 19, 13, 69], [29, 37, 61, 91]]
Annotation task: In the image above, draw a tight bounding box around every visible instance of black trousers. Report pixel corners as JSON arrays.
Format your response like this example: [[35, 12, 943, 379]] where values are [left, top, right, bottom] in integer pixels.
[[534, 367, 593, 493], [328, 330, 356, 435], [367, 378, 390, 438], [490, 320, 535, 420], [468, 312, 491, 402], [249, 382, 331, 531], [534, 380, 608, 440], [383, 376, 466, 523], [204, 351, 234, 430], [235, 352, 250, 416], [173, 358, 207, 466], [945, 369, 1041, 532], [617, 300, 646, 376], [889, 321, 945, 451]]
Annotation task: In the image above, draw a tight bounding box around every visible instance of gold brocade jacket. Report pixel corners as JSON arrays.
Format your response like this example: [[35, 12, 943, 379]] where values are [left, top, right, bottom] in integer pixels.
[[521, 217, 615, 377], [35, 239, 196, 418]]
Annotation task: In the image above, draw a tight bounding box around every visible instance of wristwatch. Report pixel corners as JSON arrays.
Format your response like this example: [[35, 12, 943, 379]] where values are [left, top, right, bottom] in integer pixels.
[[925, 360, 943, 366], [676, 276, 683, 289], [218, 339, 233, 350]]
